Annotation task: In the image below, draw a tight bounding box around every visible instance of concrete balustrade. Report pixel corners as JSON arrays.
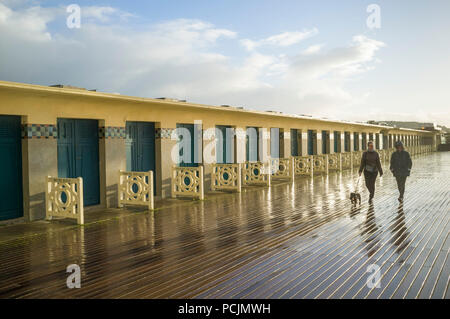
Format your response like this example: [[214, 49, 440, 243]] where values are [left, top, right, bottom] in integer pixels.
[[341, 152, 352, 170], [118, 170, 154, 210], [44, 147, 435, 218], [270, 158, 295, 181], [292, 156, 314, 177], [327, 153, 341, 171], [45, 176, 84, 225], [242, 161, 271, 186], [184, 147, 432, 199], [211, 163, 242, 193], [171, 166, 204, 200], [352, 151, 363, 169], [312, 154, 329, 175]]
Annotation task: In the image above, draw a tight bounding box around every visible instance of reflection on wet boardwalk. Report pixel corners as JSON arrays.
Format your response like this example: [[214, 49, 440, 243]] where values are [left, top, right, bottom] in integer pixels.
[[0, 152, 449, 299]]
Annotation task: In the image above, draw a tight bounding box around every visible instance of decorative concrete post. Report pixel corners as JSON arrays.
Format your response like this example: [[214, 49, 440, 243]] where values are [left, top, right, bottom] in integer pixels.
[[330, 132, 335, 154], [260, 128, 270, 163], [317, 131, 323, 155], [235, 127, 246, 164], [162, 126, 178, 198], [102, 122, 127, 208], [350, 132, 355, 152], [358, 133, 363, 151], [199, 166, 204, 200], [283, 130, 291, 159]]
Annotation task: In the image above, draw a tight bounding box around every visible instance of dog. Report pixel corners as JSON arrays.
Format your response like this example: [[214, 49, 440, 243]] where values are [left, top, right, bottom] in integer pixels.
[[350, 192, 361, 205]]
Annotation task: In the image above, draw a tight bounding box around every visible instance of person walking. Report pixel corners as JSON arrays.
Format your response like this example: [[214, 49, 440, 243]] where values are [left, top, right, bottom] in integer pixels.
[[359, 141, 383, 203], [390, 141, 412, 202]]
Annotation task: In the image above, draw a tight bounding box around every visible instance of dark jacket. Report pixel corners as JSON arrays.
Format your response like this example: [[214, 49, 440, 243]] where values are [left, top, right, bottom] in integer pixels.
[[359, 151, 383, 175], [390, 150, 412, 177]]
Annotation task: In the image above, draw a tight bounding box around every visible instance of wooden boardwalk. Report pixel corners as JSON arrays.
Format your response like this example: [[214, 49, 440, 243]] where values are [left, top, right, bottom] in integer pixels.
[[0, 152, 449, 299]]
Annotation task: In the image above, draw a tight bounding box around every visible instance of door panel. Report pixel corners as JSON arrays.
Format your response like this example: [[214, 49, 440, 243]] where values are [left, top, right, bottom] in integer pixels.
[[177, 123, 197, 167], [216, 125, 233, 164], [334, 131, 339, 153], [308, 130, 314, 155], [345, 132, 350, 152], [57, 119, 100, 206], [0, 115, 23, 221], [270, 128, 280, 159], [354, 133, 359, 151], [291, 129, 298, 156], [246, 127, 259, 162], [322, 131, 327, 154], [126, 122, 156, 193]]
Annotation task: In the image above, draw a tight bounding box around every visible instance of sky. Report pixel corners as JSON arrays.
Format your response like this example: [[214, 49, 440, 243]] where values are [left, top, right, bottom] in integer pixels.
[[0, 0, 449, 126]]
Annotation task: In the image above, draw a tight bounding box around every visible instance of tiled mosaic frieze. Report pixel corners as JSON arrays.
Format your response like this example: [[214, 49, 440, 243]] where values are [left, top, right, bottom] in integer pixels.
[[156, 128, 176, 139], [22, 124, 58, 139], [99, 126, 126, 139], [22, 125, 211, 140]]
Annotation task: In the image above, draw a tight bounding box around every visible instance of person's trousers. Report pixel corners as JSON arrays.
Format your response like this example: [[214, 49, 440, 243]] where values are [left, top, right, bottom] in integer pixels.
[[363, 170, 378, 198], [395, 176, 408, 198]]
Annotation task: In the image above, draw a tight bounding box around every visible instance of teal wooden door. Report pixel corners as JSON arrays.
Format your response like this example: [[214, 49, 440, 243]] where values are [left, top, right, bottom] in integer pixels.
[[334, 131, 339, 153], [291, 129, 299, 156], [216, 125, 233, 164], [354, 133, 359, 151], [308, 130, 315, 155], [126, 121, 156, 193], [0, 115, 23, 221], [270, 128, 280, 159], [322, 131, 328, 154], [345, 132, 350, 152], [177, 123, 198, 167], [126, 122, 156, 172], [362, 133, 367, 150], [57, 119, 100, 206], [246, 127, 259, 162]]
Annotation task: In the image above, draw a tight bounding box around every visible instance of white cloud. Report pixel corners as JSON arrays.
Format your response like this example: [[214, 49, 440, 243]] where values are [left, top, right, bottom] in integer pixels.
[[0, 2, 58, 41], [0, 3, 406, 124], [241, 28, 318, 51], [302, 44, 324, 55], [82, 6, 135, 23]]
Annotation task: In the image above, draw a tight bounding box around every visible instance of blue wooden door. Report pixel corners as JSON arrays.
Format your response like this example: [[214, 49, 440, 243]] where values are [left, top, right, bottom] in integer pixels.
[[216, 125, 233, 164], [57, 119, 100, 206], [362, 133, 367, 150], [126, 122, 156, 172], [270, 128, 280, 159], [345, 132, 350, 152], [334, 131, 339, 153], [246, 127, 259, 162], [126, 122, 156, 193], [322, 131, 328, 154], [308, 130, 314, 155], [291, 129, 299, 156], [177, 123, 198, 167], [354, 133, 359, 151], [0, 115, 23, 221]]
